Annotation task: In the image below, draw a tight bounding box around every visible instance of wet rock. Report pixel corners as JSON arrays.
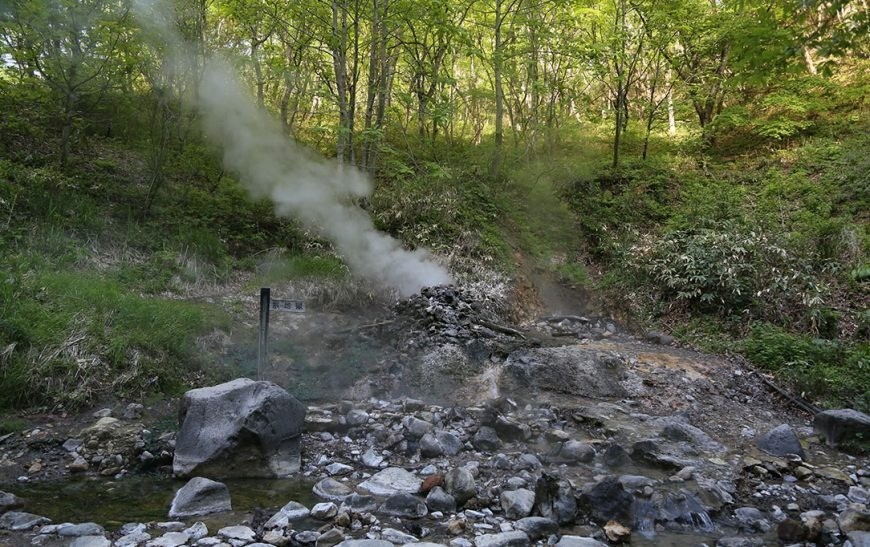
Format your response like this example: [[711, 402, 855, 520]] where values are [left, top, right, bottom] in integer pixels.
[[474, 531, 530, 547], [554, 537, 607, 547], [534, 474, 577, 525], [427, 487, 457, 513], [314, 478, 354, 501], [756, 424, 805, 459], [168, 477, 231, 518], [173, 378, 306, 478], [473, 427, 502, 451], [380, 493, 428, 518], [358, 467, 422, 496], [0, 491, 23, 514], [814, 409, 870, 448], [445, 467, 476, 505], [500, 488, 535, 519], [265, 501, 310, 528], [514, 517, 558, 539], [557, 440, 595, 463], [0, 511, 50, 531], [578, 477, 634, 525], [311, 502, 339, 520], [631, 439, 694, 469]]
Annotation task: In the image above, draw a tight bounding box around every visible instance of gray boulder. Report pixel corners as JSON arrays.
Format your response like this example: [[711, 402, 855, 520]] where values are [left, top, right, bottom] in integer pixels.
[[0, 491, 23, 514], [0, 511, 50, 531], [173, 378, 306, 478], [358, 467, 422, 496], [69, 537, 111, 547], [756, 424, 805, 459], [445, 467, 476, 505], [554, 537, 607, 547], [500, 488, 535, 519], [380, 494, 428, 518], [514, 517, 558, 539], [473, 427, 502, 451], [814, 409, 870, 448], [577, 476, 634, 525], [558, 440, 596, 463], [474, 531, 530, 547], [534, 474, 577, 525], [314, 478, 354, 501], [336, 541, 392, 547], [168, 476, 232, 518], [426, 487, 457, 513]]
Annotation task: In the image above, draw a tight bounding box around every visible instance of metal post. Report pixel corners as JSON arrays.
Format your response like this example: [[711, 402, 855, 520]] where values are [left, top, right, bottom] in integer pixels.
[[258, 287, 271, 380]]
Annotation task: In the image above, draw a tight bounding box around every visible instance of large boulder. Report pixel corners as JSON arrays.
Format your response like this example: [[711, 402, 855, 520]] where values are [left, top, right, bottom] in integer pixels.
[[756, 424, 805, 459], [169, 477, 232, 518], [173, 378, 306, 478], [814, 409, 870, 448]]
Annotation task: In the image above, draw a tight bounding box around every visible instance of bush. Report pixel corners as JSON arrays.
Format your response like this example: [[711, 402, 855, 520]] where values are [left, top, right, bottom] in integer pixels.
[[744, 324, 869, 412]]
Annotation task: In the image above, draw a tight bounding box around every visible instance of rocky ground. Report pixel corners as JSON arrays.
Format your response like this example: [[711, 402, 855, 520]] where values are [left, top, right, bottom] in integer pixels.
[[0, 285, 868, 547]]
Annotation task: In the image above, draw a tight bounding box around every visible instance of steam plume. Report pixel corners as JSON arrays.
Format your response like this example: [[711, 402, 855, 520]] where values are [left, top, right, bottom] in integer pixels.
[[134, 1, 451, 296]]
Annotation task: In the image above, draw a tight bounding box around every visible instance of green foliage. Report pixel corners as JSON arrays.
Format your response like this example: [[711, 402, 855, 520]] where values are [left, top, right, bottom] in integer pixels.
[[744, 324, 869, 412], [251, 253, 348, 288]]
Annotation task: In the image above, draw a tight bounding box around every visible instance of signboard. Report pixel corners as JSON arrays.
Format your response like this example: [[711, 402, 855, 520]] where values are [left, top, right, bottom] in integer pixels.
[[270, 298, 306, 313]]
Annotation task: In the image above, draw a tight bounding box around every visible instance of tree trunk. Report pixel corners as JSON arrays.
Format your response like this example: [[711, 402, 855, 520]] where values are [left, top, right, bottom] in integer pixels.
[[491, 0, 504, 178]]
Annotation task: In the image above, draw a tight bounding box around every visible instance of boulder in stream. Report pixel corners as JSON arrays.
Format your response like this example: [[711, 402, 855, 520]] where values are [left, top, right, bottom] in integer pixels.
[[173, 378, 306, 478], [168, 476, 232, 518]]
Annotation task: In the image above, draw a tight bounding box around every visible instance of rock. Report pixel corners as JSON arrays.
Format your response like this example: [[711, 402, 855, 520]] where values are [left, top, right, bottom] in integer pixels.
[[777, 518, 809, 542], [0, 491, 23, 514], [603, 444, 630, 467], [380, 493, 428, 518], [358, 467, 423, 496], [325, 462, 354, 476], [578, 477, 634, 525], [58, 523, 105, 536], [631, 439, 694, 469], [361, 448, 385, 468], [335, 541, 392, 547], [173, 378, 306, 478], [317, 528, 346, 547], [493, 416, 530, 442], [295, 530, 320, 544], [218, 525, 256, 542], [265, 501, 310, 528], [603, 520, 630, 543], [517, 454, 542, 470], [513, 517, 558, 540], [850, 486, 870, 504], [344, 493, 378, 513], [0, 511, 49, 531], [183, 522, 209, 540], [263, 530, 290, 546], [311, 502, 338, 519], [93, 408, 113, 418], [734, 507, 770, 533], [756, 424, 805, 459], [420, 434, 444, 458], [500, 488, 535, 519], [474, 531, 530, 547], [554, 537, 607, 547], [346, 410, 369, 426], [715, 538, 765, 547], [558, 440, 595, 463], [473, 427, 502, 451], [656, 417, 726, 453], [168, 477, 231, 518], [123, 403, 144, 420], [426, 487, 457, 513], [381, 528, 418, 544], [839, 508, 870, 533], [444, 467, 476, 505], [814, 409, 870, 447], [848, 531, 870, 547], [62, 438, 83, 452], [147, 532, 190, 547], [314, 478, 354, 501], [534, 474, 577, 525], [68, 455, 90, 472], [437, 431, 464, 455], [420, 474, 444, 495], [405, 417, 434, 439], [116, 532, 151, 546], [504, 347, 629, 399]]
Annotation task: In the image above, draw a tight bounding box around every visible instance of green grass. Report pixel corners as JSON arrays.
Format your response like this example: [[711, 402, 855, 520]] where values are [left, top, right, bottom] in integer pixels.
[[250, 253, 348, 288]]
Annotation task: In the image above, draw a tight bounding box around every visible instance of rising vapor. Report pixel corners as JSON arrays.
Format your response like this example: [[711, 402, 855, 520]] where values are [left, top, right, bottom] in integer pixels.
[[134, 1, 452, 296]]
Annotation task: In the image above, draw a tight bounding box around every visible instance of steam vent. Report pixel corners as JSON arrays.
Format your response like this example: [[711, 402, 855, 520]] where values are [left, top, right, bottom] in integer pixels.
[[173, 378, 306, 479]]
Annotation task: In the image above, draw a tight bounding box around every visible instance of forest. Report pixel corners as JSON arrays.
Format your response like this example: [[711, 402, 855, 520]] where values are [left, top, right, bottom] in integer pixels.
[[0, 0, 867, 413]]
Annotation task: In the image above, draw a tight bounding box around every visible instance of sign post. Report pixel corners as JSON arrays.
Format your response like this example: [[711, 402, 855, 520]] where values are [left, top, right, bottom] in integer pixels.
[[257, 288, 305, 380], [257, 287, 270, 380]]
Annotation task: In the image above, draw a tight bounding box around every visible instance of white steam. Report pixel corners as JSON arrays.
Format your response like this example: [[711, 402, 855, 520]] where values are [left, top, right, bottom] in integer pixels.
[[134, 1, 451, 296]]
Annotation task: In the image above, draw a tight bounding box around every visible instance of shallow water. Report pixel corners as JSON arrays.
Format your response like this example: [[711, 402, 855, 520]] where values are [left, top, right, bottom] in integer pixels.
[[6, 475, 316, 530]]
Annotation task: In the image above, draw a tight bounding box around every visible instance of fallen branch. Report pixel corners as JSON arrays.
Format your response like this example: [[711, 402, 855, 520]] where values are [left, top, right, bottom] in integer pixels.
[[754, 372, 821, 415]]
